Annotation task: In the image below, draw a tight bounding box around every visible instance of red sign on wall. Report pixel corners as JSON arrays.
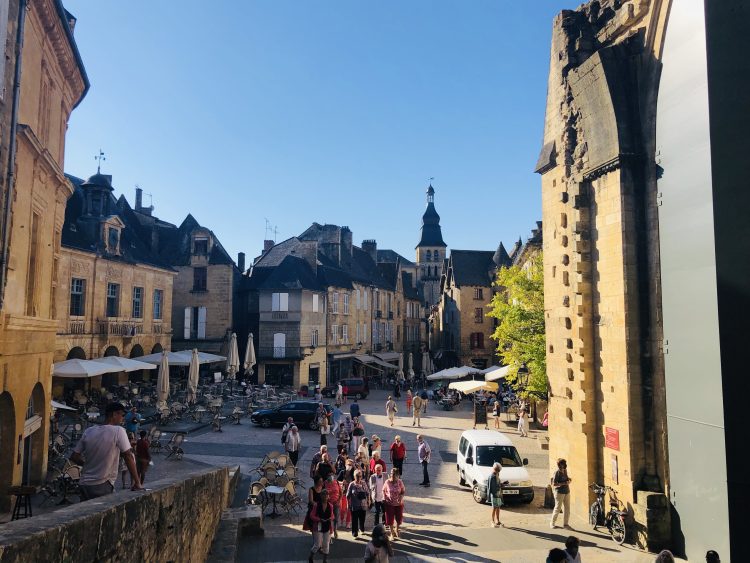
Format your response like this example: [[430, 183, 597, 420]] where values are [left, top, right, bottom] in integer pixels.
[[605, 427, 620, 451]]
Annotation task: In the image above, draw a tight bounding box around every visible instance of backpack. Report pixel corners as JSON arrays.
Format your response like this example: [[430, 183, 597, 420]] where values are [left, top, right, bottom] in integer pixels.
[[281, 430, 288, 444]]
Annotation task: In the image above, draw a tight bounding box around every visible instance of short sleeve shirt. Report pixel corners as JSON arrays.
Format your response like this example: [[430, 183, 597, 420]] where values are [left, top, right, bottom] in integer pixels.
[[74, 424, 132, 486]]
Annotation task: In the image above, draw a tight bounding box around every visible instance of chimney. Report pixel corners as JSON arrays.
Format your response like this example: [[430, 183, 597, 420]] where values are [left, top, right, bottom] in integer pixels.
[[238, 252, 246, 273], [362, 239, 377, 263], [340, 227, 352, 269], [135, 186, 143, 211], [263, 240, 274, 253]]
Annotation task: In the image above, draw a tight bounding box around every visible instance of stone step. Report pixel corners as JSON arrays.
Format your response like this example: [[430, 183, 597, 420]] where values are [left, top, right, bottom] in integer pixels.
[[207, 505, 263, 562]]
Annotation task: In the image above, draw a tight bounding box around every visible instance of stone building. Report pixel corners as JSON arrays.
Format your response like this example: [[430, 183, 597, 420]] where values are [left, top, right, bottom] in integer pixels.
[[0, 0, 88, 511], [54, 174, 175, 391], [415, 184, 447, 308], [157, 214, 242, 355], [535, 0, 746, 557]]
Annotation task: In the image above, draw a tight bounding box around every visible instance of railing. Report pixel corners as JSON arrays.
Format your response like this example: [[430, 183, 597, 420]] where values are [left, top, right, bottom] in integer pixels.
[[271, 312, 289, 320], [152, 322, 172, 335], [97, 319, 143, 337], [67, 319, 86, 335], [257, 347, 303, 359]]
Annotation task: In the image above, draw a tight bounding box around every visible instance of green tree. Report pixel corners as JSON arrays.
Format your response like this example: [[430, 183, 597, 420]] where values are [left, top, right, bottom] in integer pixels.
[[487, 253, 547, 396]]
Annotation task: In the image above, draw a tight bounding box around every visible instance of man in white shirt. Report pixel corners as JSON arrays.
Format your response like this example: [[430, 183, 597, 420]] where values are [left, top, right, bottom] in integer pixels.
[[70, 402, 143, 500], [336, 382, 343, 404], [285, 425, 301, 466], [369, 464, 387, 526]]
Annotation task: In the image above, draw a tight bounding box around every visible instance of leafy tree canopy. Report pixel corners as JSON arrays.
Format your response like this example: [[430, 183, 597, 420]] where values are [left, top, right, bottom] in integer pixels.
[[487, 253, 546, 396]]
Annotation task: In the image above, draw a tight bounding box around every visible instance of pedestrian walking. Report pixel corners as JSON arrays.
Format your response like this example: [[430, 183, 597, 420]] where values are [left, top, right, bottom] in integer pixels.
[[336, 382, 343, 404], [306, 475, 325, 521], [316, 453, 336, 482], [412, 394, 424, 427], [406, 389, 413, 415], [306, 484, 334, 562], [335, 449, 349, 475], [320, 416, 329, 447], [364, 524, 394, 563], [370, 451, 387, 475], [420, 389, 429, 413], [338, 476, 351, 529], [352, 417, 365, 451], [487, 462, 506, 527], [550, 458, 572, 529], [70, 402, 143, 500], [346, 470, 371, 538], [370, 435, 382, 458], [416, 434, 431, 487], [285, 425, 301, 466], [332, 403, 343, 430], [389, 435, 406, 477], [310, 445, 329, 480], [385, 396, 398, 427], [119, 432, 137, 489], [358, 437, 371, 469], [124, 406, 143, 435], [394, 381, 401, 399], [492, 400, 501, 430], [343, 414, 354, 454], [324, 475, 342, 539], [135, 430, 151, 485], [369, 464, 387, 527], [383, 467, 406, 538], [336, 422, 351, 454], [350, 398, 361, 419], [518, 403, 529, 437], [564, 536, 581, 562]]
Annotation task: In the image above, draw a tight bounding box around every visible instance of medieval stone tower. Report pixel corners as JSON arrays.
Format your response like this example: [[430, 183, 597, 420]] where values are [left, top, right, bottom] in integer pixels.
[[416, 184, 447, 307]]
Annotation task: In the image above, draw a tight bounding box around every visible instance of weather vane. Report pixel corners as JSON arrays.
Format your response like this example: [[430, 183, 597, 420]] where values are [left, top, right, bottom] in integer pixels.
[[95, 149, 106, 173], [428, 176, 434, 184]]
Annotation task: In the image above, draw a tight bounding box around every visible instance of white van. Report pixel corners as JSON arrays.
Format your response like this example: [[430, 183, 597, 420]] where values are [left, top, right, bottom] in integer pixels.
[[456, 430, 534, 504]]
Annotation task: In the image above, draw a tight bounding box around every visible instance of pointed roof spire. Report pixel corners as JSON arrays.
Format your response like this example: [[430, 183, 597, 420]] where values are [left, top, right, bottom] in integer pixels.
[[416, 183, 446, 248], [493, 242, 511, 266]]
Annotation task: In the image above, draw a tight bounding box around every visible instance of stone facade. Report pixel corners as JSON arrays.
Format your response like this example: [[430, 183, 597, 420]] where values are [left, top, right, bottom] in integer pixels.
[[536, 0, 671, 549], [0, 0, 87, 512]]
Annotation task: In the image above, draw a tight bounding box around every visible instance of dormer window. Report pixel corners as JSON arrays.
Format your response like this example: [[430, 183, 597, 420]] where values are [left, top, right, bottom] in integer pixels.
[[107, 227, 120, 255], [194, 237, 208, 255]]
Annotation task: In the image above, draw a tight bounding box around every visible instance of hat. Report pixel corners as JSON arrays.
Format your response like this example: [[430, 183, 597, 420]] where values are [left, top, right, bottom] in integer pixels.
[[105, 402, 127, 415], [372, 524, 386, 538]]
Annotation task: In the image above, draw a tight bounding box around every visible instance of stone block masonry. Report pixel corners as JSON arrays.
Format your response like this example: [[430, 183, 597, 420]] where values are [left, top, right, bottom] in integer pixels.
[[0, 467, 231, 563]]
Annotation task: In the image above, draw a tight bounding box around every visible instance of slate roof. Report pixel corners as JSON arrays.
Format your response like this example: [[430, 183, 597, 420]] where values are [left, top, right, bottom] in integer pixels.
[[377, 262, 399, 291], [157, 214, 236, 267], [449, 250, 496, 287], [246, 255, 324, 291], [377, 249, 415, 266], [493, 242, 512, 267], [62, 174, 174, 271], [402, 272, 422, 300], [417, 186, 447, 248]]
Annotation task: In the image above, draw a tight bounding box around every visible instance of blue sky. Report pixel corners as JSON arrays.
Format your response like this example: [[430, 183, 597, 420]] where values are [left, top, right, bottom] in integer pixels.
[[63, 1, 570, 263]]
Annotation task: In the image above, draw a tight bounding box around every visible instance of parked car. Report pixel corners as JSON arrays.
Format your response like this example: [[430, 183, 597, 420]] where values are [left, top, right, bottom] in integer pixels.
[[321, 378, 369, 400], [250, 401, 332, 430], [456, 430, 534, 504]]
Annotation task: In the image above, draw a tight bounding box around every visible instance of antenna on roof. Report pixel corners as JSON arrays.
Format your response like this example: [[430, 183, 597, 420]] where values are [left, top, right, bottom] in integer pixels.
[[95, 149, 106, 173]]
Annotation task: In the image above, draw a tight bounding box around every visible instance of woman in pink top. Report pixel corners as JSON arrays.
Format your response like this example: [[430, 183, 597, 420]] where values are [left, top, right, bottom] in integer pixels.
[[382, 467, 406, 538]]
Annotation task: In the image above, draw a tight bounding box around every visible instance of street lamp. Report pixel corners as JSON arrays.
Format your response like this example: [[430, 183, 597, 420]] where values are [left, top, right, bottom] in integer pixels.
[[516, 363, 529, 391]]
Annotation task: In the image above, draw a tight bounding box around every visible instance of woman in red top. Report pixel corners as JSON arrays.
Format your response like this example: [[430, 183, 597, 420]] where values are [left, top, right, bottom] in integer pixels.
[[308, 488, 336, 562], [135, 430, 151, 484], [389, 435, 406, 477], [383, 467, 406, 538]]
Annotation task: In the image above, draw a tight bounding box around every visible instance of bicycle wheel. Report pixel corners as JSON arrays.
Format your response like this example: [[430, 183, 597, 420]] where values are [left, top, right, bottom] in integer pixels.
[[609, 513, 626, 545], [589, 502, 601, 529]]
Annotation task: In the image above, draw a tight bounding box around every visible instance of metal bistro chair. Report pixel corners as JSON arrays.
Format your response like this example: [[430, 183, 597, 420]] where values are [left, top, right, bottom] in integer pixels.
[[164, 433, 185, 460], [279, 481, 304, 519], [230, 406, 243, 425], [247, 482, 267, 507], [149, 427, 163, 453]]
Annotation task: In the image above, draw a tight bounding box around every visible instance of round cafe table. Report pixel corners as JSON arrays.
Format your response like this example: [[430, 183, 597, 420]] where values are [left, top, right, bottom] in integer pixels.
[[264, 485, 284, 518]]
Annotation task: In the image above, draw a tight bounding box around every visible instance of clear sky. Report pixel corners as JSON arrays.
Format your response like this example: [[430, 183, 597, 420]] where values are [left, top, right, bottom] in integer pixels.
[[63, 1, 570, 263]]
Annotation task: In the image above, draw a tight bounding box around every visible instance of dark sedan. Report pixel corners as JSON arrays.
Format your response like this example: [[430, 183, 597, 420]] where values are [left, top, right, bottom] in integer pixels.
[[250, 401, 332, 430]]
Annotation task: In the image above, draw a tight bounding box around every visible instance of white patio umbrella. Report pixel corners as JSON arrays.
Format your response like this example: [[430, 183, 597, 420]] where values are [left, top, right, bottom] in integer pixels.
[[175, 350, 226, 365], [156, 350, 170, 409], [484, 365, 512, 382], [96, 356, 157, 373], [449, 380, 499, 394], [226, 333, 240, 380], [138, 351, 192, 366], [51, 400, 77, 411], [187, 348, 200, 404], [243, 332, 256, 376], [52, 359, 117, 378]]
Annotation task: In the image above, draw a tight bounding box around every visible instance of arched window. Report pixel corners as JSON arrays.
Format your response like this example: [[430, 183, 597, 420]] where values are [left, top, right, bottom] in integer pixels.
[[425, 250, 432, 262], [434, 250, 440, 261]]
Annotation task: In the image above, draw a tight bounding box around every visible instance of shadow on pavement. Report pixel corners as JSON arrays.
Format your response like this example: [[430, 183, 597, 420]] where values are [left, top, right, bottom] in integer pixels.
[[505, 526, 622, 554]]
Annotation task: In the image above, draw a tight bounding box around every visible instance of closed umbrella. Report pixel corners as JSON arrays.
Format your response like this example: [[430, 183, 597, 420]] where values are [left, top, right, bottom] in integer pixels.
[[156, 350, 170, 409], [243, 333, 256, 376], [422, 351, 431, 375], [408, 352, 414, 378], [226, 333, 239, 380], [187, 348, 200, 404]]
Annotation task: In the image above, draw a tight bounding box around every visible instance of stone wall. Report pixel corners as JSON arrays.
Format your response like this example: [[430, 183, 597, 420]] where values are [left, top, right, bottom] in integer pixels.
[[0, 467, 231, 563]]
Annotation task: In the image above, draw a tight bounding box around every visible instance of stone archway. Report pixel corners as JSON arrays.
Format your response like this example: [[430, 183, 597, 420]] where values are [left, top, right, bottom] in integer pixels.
[[0, 392, 15, 511], [129, 345, 145, 382], [66, 346, 87, 360], [103, 346, 119, 357], [102, 346, 120, 388], [151, 343, 163, 354], [22, 383, 46, 486]]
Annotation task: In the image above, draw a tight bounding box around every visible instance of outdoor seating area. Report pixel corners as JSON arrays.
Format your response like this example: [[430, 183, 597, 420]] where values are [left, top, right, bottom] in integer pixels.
[[247, 451, 303, 520]]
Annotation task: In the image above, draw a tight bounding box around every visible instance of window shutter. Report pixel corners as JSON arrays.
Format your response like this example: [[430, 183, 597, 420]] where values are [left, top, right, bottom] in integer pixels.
[[183, 307, 191, 339], [197, 306, 207, 339], [312, 294, 319, 312], [280, 292, 289, 312], [272, 292, 279, 311]]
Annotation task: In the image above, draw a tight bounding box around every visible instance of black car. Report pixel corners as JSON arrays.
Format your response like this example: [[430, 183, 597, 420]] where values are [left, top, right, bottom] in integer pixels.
[[250, 401, 332, 430]]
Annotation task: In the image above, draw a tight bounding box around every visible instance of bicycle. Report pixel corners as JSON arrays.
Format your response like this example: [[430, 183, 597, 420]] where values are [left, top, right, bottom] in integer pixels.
[[589, 483, 627, 544]]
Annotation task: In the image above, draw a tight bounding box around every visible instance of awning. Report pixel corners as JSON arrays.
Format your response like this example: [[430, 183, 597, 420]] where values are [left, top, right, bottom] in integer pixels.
[[484, 365, 512, 381], [449, 380, 499, 394], [426, 367, 463, 381], [353, 355, 399, 370], [373, 352, 400, 362], [138, 350, 227, 366], [330, 353, 357, 360], [53, 359, 118, 378]]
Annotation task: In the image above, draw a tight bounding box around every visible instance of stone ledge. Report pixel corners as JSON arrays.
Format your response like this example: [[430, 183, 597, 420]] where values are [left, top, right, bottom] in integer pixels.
[[0, 466, 230, 563]]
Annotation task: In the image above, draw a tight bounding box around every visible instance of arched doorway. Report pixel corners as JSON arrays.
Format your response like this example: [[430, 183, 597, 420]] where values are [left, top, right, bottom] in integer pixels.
[[0, 392, 15, 511], [151, 343, 163, 354], [22, 384, 46, 486], [102, 346, 120, 388], [129, 345, 145, 382], [66, 347, 86, 360]]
